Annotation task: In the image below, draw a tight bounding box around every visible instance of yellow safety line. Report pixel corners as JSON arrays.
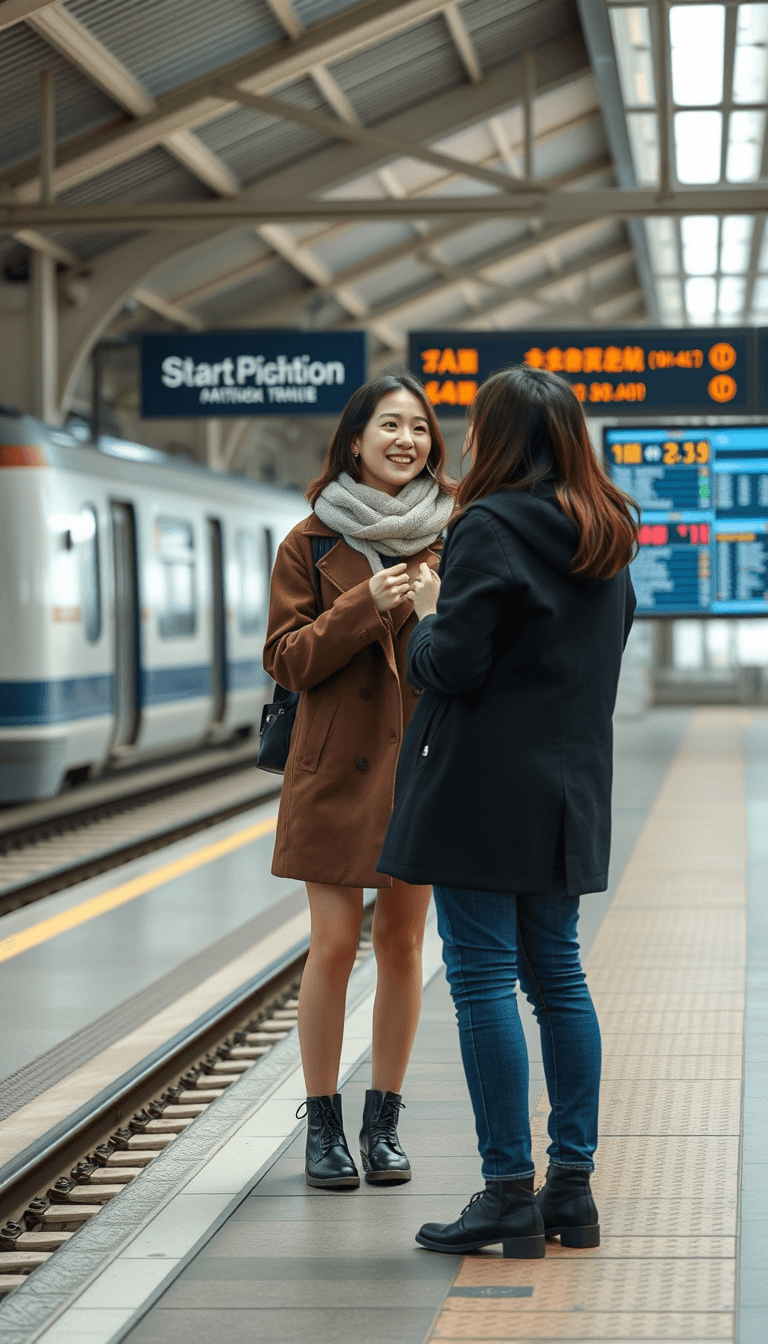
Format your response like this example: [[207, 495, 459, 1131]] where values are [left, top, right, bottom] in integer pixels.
[[0, 814, 277, 965]]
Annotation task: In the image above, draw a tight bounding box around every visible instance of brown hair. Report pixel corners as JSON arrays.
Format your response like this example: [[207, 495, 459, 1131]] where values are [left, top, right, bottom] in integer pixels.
[[456, 365, 638, 580], [306, 371, 455, 505]]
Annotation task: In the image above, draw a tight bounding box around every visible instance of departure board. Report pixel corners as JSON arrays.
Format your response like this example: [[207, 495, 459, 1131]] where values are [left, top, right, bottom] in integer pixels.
[[605, 427, 768, 615]]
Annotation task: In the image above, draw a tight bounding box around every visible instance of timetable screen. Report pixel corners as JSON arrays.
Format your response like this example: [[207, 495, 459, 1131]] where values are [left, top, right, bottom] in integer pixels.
[[604, 426, 768, 615]]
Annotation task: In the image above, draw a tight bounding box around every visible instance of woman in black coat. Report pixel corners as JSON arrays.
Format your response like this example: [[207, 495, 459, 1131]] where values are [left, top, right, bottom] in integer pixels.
[[378, 365, 637, 1259]]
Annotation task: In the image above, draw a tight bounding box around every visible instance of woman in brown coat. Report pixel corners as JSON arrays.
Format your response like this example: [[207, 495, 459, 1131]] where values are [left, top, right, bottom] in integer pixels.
[[263, 372, 454, 1189]]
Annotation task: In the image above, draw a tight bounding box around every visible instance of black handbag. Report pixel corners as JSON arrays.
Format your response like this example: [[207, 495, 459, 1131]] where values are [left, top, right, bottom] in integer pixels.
[[257, 535, 336, 774]]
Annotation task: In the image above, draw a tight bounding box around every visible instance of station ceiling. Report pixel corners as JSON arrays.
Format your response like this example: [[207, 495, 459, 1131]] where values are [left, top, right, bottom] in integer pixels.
[[0, 0, 766, 376]]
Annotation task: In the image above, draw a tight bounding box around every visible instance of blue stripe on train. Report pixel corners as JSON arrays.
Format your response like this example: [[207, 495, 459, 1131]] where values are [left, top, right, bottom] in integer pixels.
[[0, 661, 266, 726]]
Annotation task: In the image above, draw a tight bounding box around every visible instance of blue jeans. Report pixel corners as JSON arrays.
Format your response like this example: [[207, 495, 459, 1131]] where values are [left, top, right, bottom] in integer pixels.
[[433, 886, 601, 1181]]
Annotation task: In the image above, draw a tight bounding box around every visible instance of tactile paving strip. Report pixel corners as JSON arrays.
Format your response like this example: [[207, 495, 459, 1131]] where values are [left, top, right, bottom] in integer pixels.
[[427, 709, 747, 1343]]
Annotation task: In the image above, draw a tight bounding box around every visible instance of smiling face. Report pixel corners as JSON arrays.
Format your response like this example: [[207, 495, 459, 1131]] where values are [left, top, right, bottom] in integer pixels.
[[353, 388, 432, 497]]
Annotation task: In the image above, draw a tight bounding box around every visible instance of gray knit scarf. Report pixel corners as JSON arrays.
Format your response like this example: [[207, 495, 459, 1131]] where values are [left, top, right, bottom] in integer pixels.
[[314, 471, 454, 574]]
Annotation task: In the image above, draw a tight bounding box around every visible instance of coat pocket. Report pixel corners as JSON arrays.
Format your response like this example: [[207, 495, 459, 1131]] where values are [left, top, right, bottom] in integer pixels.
[[298, 693, 340, 773]]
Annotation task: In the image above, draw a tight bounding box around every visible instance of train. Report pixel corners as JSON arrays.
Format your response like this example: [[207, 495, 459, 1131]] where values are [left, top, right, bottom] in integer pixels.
[[0, 411, 307, 803]]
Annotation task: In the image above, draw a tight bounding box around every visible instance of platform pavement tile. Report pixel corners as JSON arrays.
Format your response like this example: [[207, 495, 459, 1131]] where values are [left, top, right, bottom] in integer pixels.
[[451, 1257, 734, 1311], [204, 1216, 450, 1258], [181, 1253, 459, 1282], [430, 1307, 733, 1339], [35, 1307, 136, 1344], [236, 1097, 309, 1136], [181, 1136, 281, 1194], [127, 1306, 440, 1343], [251, 1155, 482, 1197], [120, 1192, 234, 1259], [600, 1055, 742, 1080], [229, 1193, 479, 1224], [67, 1256, 180, 1310], [157, 1270, 455, 1309], [571, 1198, 738, 1237], [454, 1237, 735, 1268], [736, 1307, 768, 1344], [737, 1266, 768, 1306], [531, 1079, 743, 1137], [736, 1215, 768, 1258]]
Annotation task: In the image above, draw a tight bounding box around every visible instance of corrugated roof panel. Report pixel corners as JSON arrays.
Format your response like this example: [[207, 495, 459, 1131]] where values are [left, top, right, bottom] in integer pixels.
[[193, 259, 307, 326], [312, 222, 419, 274], [353, 255, 435, 308], [460, 0, 580, 74], [57, 146, 214, 204], [328, 17, 467, 127], [151, 232, 271, 300], [291, 0, 363, 25], [195, 79, 336, 186], [53, 229, 144, 263], [437, 219, 533, 267], [0, 23, 121, 172], [64, 0, 285, 98]]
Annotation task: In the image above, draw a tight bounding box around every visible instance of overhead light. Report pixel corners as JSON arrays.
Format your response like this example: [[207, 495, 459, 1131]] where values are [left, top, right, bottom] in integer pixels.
[[719, 276, 746, 317], [733, 3, 768, 103], [609, 6, 655, 106], [626, 112, 659, 183], [686, 275, 717, 321], [682, 216, 719, 274], [726, 110, 766, 180], [670, 4, 725, 105], [675, 111, 722, 182], [720, 216, 754, 273], [656, 276, 685, 321]]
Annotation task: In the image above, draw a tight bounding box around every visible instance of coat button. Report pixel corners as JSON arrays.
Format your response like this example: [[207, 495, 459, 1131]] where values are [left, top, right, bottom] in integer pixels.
[[412, 687, 423, 696], [360, 689, 371, 700], [355, 757, 369, 771]]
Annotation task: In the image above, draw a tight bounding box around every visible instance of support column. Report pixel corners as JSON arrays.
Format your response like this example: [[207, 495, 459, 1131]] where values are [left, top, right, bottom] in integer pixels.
[[31, 68, 58, 424]]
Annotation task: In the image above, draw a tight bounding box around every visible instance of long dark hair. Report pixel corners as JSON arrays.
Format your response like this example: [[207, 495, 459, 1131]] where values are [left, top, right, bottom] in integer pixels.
[[306, 371, 455, 505], [456, 365, 638, 580]]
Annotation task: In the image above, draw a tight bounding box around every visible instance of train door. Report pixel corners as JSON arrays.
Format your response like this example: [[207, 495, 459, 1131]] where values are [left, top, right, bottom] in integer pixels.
[[110, 501, 141, 750], [208, 517, 227, 726]]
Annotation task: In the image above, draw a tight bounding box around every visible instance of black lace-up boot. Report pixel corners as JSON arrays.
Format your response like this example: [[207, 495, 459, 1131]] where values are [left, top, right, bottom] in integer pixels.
[[535, 1165, 600, 1247], [298, 1093, 359, 1189], [359, 1089, 412, 1183], [416, 1178, 545, 1258]]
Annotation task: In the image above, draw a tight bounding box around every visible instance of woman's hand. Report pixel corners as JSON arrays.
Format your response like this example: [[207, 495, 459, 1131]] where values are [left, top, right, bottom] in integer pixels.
[[370, 562, 411, 612], [408, 562, 441, 619]]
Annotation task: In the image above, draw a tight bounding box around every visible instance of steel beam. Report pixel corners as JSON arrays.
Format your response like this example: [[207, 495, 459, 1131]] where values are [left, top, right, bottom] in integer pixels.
[[0, 0, 54, 31], [10, 187, 768, 229]]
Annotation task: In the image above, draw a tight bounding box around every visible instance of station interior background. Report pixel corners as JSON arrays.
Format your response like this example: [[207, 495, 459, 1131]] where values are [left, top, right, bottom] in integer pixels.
[[3, 0, 768, 708]]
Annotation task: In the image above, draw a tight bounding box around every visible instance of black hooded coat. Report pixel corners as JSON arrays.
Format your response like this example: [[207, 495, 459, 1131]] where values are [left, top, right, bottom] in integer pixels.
[[377, 479, 636, 896]]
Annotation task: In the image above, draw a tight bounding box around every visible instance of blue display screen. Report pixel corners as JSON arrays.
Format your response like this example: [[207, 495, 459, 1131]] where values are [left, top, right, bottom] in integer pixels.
[[605, 426, 768, 615]]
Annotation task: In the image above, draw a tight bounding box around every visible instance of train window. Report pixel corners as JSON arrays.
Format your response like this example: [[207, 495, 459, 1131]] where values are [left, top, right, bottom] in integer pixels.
[[157, 517, 197, 638], [78, 506, 101, 643], [238, 529, 268, 635]]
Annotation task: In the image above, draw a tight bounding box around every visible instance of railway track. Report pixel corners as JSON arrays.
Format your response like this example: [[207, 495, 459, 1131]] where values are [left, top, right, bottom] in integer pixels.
[[0, 913, 375, 1298], [0, 743, 280, 915]]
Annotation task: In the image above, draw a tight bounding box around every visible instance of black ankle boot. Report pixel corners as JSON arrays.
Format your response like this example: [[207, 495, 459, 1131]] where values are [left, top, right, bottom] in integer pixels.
[[535, 1165, 600, 1247], [299, 1093, 359, 1189], [359, 1089, 411, 1183], [416, 1178, 545, 1258]]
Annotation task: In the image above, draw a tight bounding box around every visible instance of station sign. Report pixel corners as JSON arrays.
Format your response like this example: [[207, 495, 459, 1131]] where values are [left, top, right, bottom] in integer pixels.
[[605, 425, 768, 617], [408, 328, 754, 417], [141, 331, 367, 418]]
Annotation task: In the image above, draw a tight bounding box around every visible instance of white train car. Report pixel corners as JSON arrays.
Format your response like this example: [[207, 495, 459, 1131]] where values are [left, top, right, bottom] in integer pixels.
[[0, 412, 307, 802]]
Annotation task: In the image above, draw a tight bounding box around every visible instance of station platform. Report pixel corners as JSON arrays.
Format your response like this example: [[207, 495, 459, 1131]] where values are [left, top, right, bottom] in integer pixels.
[[1, 706, 765, 1344]]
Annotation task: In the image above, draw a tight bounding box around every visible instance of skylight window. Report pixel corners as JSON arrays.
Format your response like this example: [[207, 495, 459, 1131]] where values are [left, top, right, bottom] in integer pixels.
[[682, 216, 719, 274], [719, 276, 747, 316], [670, 5, 725, 105], [726, 110, 766, 179], [626, 112, 659, 183], [686, 275, 717, 321], [733, 4, 768, 103], [609, 7, 655, 106], [675, 111, 723, 182], [720, 216, 754, 273]]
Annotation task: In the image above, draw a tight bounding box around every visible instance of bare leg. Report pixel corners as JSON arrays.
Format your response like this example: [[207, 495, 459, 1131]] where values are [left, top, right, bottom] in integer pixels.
[[299, 883, 364, 1096], [371, 881, 432, 1094]]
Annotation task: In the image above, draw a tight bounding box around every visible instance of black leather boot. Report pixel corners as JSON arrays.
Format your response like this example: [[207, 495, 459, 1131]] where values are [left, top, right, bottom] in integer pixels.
[[416, 1178, 545, 1258], [359, 1089, 411, 1183], [299, 1093, 359, 1189], [535, 1165, 600, 1247]]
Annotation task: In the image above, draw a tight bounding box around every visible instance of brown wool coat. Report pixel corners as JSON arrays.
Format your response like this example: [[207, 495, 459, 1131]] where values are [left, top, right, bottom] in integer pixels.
[[263, 513, 442, 888]]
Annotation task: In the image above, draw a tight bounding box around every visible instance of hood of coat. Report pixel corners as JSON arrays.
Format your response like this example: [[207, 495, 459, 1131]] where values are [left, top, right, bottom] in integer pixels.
[[470, 479, 605, 591]]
